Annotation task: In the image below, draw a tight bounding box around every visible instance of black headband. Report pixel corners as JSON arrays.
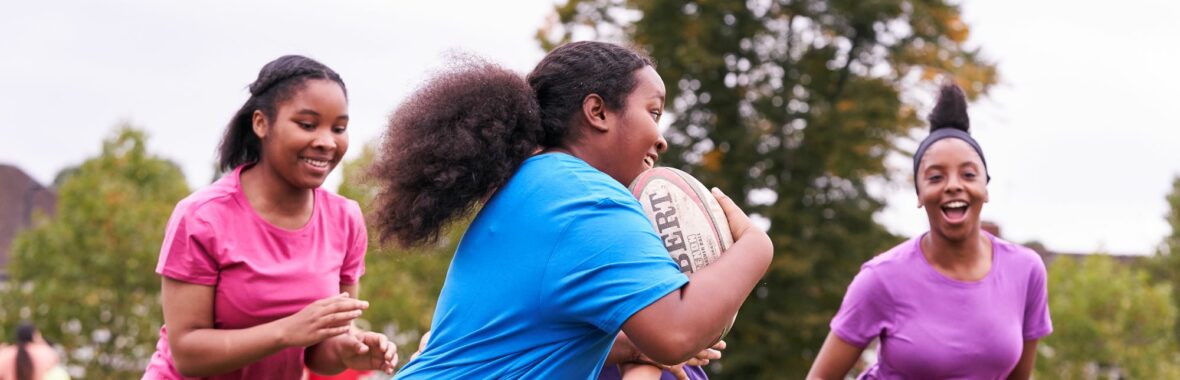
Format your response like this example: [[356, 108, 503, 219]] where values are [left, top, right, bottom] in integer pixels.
[[912, 128, 990, 192]]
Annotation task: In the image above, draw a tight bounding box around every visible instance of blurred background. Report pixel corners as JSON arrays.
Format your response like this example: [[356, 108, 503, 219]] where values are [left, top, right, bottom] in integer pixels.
[[1, 0, 1178, 378]]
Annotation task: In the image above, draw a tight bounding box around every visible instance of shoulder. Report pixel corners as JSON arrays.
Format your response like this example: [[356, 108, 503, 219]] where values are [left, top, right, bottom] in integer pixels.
[[992, 235, 1047, 271], [170, 174, 240, 224], [861, 236, 923, 275], [520, 153, 639, 209], [316, 189, 364, 219]]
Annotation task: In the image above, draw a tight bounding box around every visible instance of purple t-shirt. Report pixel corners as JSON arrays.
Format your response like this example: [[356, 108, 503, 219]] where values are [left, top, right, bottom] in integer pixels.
[[830, 232, 1052, 379], [143, 165, 368, 379]]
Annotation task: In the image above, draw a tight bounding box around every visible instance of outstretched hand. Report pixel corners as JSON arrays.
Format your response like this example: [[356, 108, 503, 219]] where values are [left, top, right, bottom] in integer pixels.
[[338, 329, 398, 374], [279, 293, 367, 348]]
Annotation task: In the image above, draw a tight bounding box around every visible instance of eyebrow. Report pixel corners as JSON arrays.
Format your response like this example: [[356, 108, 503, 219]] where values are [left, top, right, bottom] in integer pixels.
[[295, 109, 349, 120]]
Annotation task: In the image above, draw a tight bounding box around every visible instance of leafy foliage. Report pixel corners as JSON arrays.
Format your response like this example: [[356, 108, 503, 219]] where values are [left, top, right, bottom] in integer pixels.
[[1038, 254, 1180, 378], [1, 126, 190, 378]]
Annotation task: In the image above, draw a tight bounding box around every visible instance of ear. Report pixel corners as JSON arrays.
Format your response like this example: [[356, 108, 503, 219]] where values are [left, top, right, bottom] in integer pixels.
[[581, 94, 609, 133], [252, 110, 269, 139]]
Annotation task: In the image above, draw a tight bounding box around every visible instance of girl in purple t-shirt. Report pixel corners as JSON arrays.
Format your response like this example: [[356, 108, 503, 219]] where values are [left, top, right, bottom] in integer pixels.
[[807, 83, 1052, 380], [142, 56, 396, 379]]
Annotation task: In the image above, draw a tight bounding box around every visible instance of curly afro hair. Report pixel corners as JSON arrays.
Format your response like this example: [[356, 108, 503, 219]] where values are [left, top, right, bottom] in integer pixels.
[[370, 42, 653, 248]]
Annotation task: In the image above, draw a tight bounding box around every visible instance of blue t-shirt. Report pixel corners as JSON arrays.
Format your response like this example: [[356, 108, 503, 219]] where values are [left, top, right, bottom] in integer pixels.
[[396, 153, 690, 379]]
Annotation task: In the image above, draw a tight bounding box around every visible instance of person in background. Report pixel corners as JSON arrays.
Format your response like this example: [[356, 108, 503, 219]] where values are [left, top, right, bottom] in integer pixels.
[[806, 83, 1052, 380], [142, 55, 396, 380], [0, 323, 65, 380]]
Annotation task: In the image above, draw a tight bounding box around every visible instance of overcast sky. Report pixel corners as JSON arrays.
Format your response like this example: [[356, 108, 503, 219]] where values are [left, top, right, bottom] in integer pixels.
[[2, 0, 1177, 255]]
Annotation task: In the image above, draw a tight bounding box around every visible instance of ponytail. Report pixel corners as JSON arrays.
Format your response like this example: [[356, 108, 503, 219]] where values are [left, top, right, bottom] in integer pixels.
[[15, 323, 35, 380], [371, 42, 653, 248], [370, 57, 543, 247]]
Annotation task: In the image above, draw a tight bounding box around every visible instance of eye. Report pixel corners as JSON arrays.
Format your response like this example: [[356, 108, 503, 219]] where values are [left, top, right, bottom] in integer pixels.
[[297, 122, 315, 131], [333, 125, 348, 134], [649, 110, 662, 122], [927, 174, 944, 183], [964, 172, 977, 180]]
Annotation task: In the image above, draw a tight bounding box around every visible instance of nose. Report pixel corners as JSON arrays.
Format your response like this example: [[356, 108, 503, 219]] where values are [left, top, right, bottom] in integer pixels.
[[655, 135, 668, 154], [945, 175, 963, 194], [310, 129, 337, 151]]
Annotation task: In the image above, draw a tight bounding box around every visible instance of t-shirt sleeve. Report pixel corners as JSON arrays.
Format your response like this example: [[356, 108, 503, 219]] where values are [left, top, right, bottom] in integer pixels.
[[830, 267, 891, 348], [339, 200, 367, 285], [547, 198, 689, 333], [155, 203, 219, 286], [1023, 256, 1053, 340]]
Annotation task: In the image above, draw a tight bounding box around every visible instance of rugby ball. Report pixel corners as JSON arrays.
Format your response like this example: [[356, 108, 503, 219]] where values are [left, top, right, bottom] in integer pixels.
[[629, 167, 734, 273], [629, 167, 738, 339]]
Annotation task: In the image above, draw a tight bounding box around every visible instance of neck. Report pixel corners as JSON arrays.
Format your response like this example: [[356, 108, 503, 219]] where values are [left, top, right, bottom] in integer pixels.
[[240, 161, 314, 216], [547, 137, 622, 184], [924, 229, 990, 269]]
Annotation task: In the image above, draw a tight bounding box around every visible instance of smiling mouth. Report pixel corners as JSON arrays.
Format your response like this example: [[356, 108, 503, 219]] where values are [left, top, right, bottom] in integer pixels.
[[301, 157, 330, 169], [941, 200, 969, 221]]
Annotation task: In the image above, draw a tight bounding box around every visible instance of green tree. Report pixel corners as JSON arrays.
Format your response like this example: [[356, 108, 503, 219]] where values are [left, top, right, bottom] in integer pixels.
[[1158, 176, 1180, 340], [337, 143, 460, 362], [541, 1, 997, 376], [0, 126, 190, 378], [1038, 254, 1180, 378]]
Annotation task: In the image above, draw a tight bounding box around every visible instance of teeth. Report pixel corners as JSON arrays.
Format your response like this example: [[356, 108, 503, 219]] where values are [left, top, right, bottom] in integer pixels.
[[943, 201, 968, 208], [643, 157, 654, 167], [302, 158, 328, 168]]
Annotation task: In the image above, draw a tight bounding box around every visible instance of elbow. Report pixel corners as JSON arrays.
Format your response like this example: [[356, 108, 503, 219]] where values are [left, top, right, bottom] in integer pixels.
[[169, 343, 213, 378], [639, 331, 701, 365], [173, 360, 204, 378]]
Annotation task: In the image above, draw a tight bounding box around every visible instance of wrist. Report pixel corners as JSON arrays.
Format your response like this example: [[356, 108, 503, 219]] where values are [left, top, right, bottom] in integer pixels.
[[269, 317, 293, 349]]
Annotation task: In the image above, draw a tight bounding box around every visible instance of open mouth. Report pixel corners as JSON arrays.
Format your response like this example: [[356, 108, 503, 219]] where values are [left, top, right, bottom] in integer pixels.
[[643, 155, 656, 169], [940, 200, 969, 222]]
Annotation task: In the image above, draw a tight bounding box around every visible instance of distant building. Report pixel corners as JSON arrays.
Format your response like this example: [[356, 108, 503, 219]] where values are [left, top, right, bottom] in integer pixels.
[[0, 164, 57, 279]]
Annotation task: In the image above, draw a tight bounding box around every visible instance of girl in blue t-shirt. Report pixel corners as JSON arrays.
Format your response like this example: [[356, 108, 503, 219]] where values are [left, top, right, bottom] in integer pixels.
[[369, 42, 774, 379]]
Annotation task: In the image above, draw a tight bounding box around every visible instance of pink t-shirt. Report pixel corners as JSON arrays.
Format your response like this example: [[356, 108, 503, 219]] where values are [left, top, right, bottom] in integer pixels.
[[143, 165, 367, 380], [830, 232, 1052, 379]]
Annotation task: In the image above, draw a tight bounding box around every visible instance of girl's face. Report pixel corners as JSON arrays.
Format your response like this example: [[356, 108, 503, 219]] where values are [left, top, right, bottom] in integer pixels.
[[917, 138, 989, 242], [600, 65, 668, 186], [254, 79, 349, 189]]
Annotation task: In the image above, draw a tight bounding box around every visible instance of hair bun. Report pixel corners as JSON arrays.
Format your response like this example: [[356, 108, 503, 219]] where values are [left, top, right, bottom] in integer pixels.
[[927, 83, 970, 132]]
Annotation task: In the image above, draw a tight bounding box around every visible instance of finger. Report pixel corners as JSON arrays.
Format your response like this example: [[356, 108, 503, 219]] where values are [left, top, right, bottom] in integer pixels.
[[711, 187, 753, 239], [669, 365, 689, 380], [315, 325, 351, 341], [386, 353, 399, 374], [712, 340, 727, 351], [317, 309, 361, 329]]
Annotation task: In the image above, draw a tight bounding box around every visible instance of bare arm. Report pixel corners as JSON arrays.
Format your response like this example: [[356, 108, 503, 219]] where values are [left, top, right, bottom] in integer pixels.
[[622, 188, 773, 364], [162, 277, 364, 377], [806, 332, 864, 380], [1006, 340, 1038, 380]]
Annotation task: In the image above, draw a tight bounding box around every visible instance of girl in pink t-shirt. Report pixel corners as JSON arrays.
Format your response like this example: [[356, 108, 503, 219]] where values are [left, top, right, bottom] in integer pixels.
[[142, 55, 396, 379], [807, 83, 1052, 380]]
